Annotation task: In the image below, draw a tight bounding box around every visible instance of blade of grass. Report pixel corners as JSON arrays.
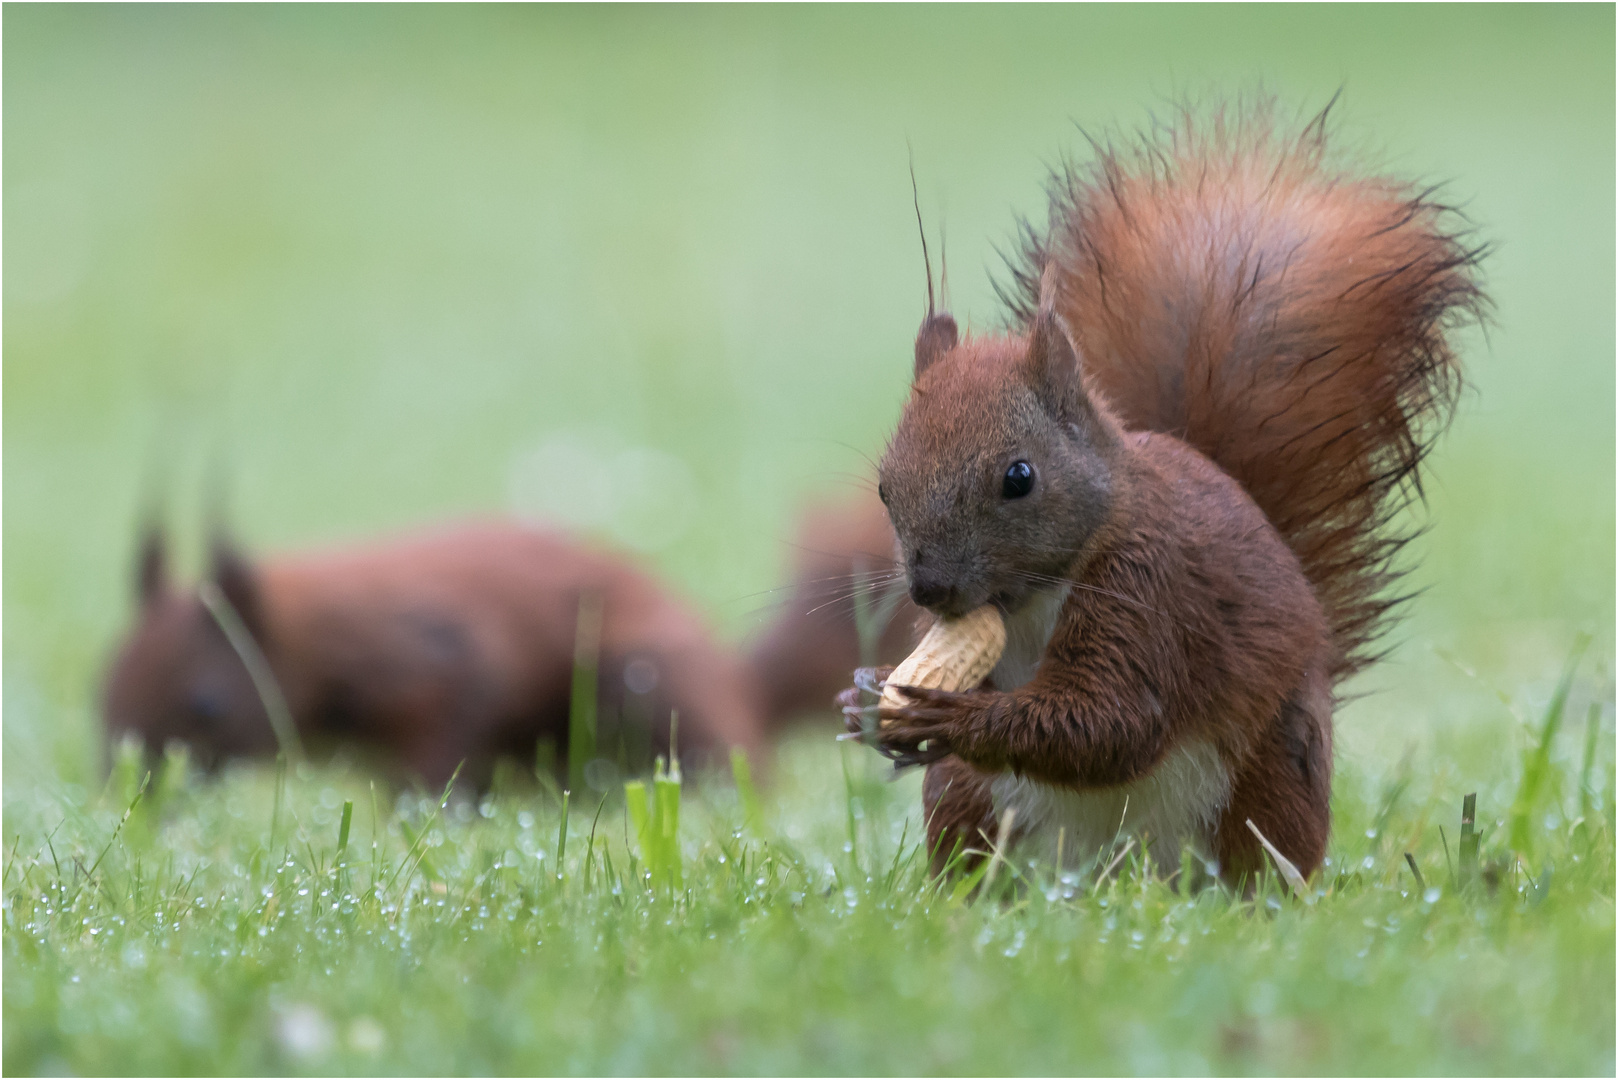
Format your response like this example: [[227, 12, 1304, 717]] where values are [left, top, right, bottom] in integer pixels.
[[625, 779, 654, 884], [199, 580, 305, 765], [73, 772, 152, 906], [584, 792, 609, 892], [731, 746, 764, 835], [1097, 837, 1138, 886], [883, 818, 912, 892], [1, 834, 23, 890], [655, 755, 682, 891], [1580, 701, 1602, 823], [1246, 819, 1313, 903], [851, 556, 905, 671], [336, 800, 353, 858], [839, 742, 860, 870], [1459, 794, 1479, 889], [382, 762, 464, 892], [555, 789, 571, 880], [1370, 752, 1413, 852], [270, 753, 287, 854], [1509, 634, 1590, 853], [1403, 852, 1427, 894], [569, 592, 604, 795], [946, 853, 993, 906], [368, 781, 382, 894], [398, 820, 442, 883], [979, 808, 1017, 900]]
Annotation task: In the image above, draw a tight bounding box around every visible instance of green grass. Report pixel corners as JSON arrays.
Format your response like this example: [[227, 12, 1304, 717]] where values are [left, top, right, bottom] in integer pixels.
[[4, 6, 1615, 1075], [4, 722, 1613, 1074]]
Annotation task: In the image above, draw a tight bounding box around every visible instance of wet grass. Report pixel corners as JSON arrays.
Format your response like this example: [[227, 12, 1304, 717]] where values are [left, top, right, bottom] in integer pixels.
[[3, 714, 1613, 1075]]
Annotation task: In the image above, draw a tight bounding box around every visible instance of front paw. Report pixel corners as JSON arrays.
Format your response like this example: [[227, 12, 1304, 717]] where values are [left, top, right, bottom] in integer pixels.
[[837, 666, 894, 735], [872, 684, 978, 767]]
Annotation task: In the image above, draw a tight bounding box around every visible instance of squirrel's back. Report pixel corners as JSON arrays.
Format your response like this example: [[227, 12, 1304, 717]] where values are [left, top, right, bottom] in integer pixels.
[[1006, 100, 1487, 678]]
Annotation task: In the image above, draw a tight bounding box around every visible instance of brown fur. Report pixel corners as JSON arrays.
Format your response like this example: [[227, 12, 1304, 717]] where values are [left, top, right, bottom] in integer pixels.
[[1006, 101, 1487, 679], [844, 101, 1483, 882], [104, 519, 766, 788], [747, 493, 920, 726]]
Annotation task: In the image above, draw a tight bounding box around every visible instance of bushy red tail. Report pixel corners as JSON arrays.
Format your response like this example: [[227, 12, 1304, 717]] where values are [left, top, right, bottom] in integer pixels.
[[1005, 99, 1488, 679]]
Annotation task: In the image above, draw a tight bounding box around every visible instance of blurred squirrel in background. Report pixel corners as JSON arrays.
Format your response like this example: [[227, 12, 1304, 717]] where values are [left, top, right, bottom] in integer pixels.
[[840, 99, 1486, 882], [748, 491, 919, 728], [104, 520, 766, 789]]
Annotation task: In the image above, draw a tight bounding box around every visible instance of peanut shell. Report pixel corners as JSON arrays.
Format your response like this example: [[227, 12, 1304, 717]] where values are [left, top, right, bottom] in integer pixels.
[[879, 605, 1007, 726]]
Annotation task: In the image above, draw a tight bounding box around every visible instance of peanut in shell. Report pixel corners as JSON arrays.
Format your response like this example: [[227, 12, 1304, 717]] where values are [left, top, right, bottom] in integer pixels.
[[879, 605, 1007, 726]]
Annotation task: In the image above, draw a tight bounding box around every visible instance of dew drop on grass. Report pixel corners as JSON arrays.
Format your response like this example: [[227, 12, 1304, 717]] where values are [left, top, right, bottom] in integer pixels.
[[1423, 886, 1442, 903]]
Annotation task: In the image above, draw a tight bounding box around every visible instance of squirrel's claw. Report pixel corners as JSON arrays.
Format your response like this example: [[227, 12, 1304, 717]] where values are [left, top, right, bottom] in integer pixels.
[[853, 666, 894, 696], [839, 669, 974, 765], [837, 667, 897, 737], [870, 683, 991, 765]]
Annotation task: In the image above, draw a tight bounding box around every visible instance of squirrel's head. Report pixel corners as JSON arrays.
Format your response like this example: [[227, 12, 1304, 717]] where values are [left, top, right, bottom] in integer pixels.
[[102, 528, 279, 772], [877, 308, 1122, 619]]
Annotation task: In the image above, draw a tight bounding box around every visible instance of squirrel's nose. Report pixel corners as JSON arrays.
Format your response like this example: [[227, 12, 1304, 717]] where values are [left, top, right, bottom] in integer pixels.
[[908, 573, 957, 611]]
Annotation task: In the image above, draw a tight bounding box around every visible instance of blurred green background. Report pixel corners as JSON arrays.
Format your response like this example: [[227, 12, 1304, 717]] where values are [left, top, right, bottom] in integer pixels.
[[5, 4, 1613, 796]]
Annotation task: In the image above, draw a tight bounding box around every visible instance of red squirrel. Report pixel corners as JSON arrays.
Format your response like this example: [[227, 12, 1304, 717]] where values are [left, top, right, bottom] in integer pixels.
[[104, 519, 766, 788], [840, 102, 1485, 882]]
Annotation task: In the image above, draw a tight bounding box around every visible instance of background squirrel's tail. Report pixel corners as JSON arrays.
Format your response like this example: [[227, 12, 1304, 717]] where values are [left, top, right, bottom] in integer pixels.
[[1007, 98, 1488, 680]]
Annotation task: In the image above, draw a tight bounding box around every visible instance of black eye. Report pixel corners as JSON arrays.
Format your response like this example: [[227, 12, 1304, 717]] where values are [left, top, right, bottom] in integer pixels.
[[1002, 460, 1035, 499], [877, 482, 889, 505]]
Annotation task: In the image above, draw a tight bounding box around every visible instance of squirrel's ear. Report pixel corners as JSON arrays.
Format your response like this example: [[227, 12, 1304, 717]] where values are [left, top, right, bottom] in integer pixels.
[[137, 525, 168, 607], [1024, 309, 1086, 419], [914, 313, 958, 378], [209, 534, 264, 637]]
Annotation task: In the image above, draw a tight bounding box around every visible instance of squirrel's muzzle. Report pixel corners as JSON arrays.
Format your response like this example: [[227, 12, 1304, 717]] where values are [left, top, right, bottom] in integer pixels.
[[907, 573, 956, 611]]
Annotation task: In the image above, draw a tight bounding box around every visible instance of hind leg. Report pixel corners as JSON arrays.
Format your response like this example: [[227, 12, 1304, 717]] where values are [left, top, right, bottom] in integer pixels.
[[1216, 681, 1332, 885], [922, 755, 1000, 876]]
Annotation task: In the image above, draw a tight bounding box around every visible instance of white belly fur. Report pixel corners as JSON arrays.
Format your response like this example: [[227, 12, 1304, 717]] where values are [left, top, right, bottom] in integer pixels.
[[985, 585, 1232, 869], [988, 585, 1071, 691]]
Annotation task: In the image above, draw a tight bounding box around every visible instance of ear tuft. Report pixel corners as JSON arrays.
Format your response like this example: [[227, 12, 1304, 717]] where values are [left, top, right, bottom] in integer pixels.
[[210, 535, 264, 636], [137, 527, 168, 606], [914, 314, 958, 378]]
